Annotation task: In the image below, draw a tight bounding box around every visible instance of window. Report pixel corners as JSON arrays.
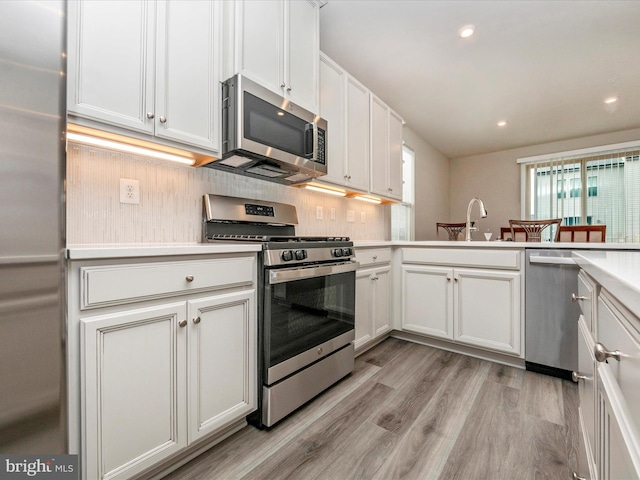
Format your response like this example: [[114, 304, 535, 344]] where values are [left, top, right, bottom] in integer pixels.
[[520, 142, 640, 243], [391, 145, 414, 240]]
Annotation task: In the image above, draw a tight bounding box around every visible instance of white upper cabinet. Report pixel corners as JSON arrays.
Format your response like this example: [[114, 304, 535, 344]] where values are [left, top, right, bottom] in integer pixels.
[[319, 52, 370, 192], [233, 0, 319, 113], [67, 0, 222, 154], [67, 0, 156, 133], [370, 94, 403, 201], [154, 1, 221, 151]]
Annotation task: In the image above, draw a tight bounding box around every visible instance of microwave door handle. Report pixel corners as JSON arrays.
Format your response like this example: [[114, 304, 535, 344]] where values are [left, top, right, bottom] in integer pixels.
[[304, 122, 318, 160]]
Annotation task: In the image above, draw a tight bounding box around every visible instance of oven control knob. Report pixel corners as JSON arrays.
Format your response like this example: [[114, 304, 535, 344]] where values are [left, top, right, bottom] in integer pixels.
[[295, 249, 307, 260], [342, 247, 352, 257], [332, 248, 343, 257], [281, 250, 293, 261]]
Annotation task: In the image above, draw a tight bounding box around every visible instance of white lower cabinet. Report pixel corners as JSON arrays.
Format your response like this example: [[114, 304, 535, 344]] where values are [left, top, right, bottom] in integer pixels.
[[70, 254, 257, 480], [573, 265, 640, 480], [400, 248, 522, 357], [82, 303, 188, 480], [402, 266, 520, 355], [354, 248, 392, 352]]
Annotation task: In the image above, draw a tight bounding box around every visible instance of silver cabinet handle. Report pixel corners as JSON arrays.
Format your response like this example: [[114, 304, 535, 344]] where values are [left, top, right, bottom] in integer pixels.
[[373, 255, 378, 261], [146, 112, 155, 119], [594, 342, 621, 362], [185, 275, 194, 282], [193, 316, 201, 324], [286, 85, 292, 92], [317, 347, 323, 355], [572, 473, 586, 480], [572, 371, 588, 382], [159, 116, 167, 124], [571, 293, 588, 302], [281, 82, 286, 88], [178, 320, 187, 328]]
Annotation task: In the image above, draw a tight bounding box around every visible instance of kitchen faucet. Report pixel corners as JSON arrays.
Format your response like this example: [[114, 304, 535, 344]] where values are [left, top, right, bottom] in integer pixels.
[[465, 198, 488, 241]]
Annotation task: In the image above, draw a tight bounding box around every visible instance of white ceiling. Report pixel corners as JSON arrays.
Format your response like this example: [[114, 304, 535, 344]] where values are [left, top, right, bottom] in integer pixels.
[[319, 1, 640, 159]]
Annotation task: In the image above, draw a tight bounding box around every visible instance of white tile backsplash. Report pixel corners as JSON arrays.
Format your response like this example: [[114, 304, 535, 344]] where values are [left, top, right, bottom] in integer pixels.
[[66, 143, 389, 245]]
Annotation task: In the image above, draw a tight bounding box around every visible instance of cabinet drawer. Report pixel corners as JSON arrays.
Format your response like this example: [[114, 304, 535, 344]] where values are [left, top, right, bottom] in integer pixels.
[[598, 292, 640, 433], [81, 257, 255, 309], [402, 248, 520, 270], [355, 248, 391, 267], [577, 271, 596, 332]]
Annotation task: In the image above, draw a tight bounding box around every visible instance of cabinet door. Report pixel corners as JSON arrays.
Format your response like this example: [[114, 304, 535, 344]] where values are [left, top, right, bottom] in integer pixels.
[[346, 75, 370, 192], [81, 303, 187, 480], [319, 53, 346, 185], [235, 0, 282, 94], [577, 315, 598, 476], [598, 364, 640, 479], [355, 268, 374, 350], [67, 0, 155, 133], [401, 265, 453, 339], [370, 94, 389, 198], [388, 109, 404, 200], [155, 0, 221, 153], [373, 266, 392, 337], [285, 0, 319, 112], [454, 268, 521, 355], [187, 290, 256, 444]]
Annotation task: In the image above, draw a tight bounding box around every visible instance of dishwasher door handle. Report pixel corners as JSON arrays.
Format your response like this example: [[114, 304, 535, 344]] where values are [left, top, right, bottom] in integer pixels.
[[529, 255, 576, 266]]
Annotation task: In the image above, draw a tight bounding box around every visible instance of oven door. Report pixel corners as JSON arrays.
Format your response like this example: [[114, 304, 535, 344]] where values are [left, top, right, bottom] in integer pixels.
[[263, 261, 357, 385]]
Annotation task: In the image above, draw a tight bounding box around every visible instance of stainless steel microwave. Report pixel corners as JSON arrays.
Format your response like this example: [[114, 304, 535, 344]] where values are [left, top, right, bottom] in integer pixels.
[[206, 75, 327, 185]]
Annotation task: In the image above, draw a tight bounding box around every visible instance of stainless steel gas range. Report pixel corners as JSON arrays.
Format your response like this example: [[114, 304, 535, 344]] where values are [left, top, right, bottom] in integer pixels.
[[203, 194, 357, 428]]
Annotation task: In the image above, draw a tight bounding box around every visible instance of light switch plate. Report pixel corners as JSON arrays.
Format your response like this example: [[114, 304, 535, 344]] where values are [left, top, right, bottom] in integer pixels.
[[346, 210, 355, 223], [361, 211, 366, 223], [330, 208, 336, 221], [316, 206, 323, 220]]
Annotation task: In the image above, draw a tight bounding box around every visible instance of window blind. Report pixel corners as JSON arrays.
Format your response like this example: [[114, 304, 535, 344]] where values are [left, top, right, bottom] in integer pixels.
[[523, 147, 640, 243]]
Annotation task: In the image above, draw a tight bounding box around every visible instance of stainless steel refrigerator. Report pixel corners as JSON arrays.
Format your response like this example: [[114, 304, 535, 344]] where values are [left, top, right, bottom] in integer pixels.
[[0, 0, 67, 453]]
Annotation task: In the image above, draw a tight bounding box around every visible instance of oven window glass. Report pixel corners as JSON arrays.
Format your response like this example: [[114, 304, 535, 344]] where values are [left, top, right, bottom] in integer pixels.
[[244, 91, 308, 157], [264, 271, 355, 369]]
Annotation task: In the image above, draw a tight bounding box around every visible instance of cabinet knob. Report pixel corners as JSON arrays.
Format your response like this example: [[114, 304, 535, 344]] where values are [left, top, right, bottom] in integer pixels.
[[178, 320, 188, 328], [571, 293, 588, 302], [159, 116, 167, 124], [571, 371, 588, 382], [286, 85, 292, 92], [572, 473, 587, 480], [594, 342, 620, 362], [317, 347, 323, 355], [454, 277, 458, 282], [193, 316, 201, 324], [281, 82, 286, 89], [373, 255, 377, 260], [146, 112, 155, 119], [447, 276, 451, 282], [348, 175, 352, 180], [186, 275, 194, 282]]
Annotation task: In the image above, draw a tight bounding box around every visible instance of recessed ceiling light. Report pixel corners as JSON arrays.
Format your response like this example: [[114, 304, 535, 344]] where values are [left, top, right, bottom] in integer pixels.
[[458, 25, 475, 39], [604, 97, 618, 104], [497, 121, 507, 127]]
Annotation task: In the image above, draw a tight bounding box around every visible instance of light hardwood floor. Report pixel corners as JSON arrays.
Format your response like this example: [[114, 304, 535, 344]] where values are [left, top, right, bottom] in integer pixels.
[[163, 338, 578, 480]]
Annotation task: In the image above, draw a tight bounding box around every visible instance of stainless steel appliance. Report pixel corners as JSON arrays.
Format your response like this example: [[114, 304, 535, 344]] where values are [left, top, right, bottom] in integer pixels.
[[205, 75, 328, 185], [525, 249, 580, 379], [0, 0, 67, 453], [203, 194, 356, 428]]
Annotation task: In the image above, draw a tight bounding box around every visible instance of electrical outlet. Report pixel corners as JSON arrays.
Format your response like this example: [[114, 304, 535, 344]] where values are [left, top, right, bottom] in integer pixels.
[[346, 210, 355, 223], [361, 211, 366, 223], [120, 178, 140, 204], [316, 205, 323, 220], [330, 208, 336, 221]]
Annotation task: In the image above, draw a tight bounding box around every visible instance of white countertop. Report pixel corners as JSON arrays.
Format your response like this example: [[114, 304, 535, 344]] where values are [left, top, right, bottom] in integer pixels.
[[573, 250, 640, 319], [66, 243, 262, 260], [356, 240, 640, 250]]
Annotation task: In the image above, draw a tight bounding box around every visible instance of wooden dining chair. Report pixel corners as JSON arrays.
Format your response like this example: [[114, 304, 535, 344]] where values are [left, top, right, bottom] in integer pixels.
[[508, 218, 562, 242], [436, 222, 469, 241], [558, 225, 606, 243]]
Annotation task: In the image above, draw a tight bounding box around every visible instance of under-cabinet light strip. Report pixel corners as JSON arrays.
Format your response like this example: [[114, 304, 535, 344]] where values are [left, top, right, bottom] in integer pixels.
[[66, 132, 196, 166], [353, 195, 382, 204], [303, 184, 347, 197]]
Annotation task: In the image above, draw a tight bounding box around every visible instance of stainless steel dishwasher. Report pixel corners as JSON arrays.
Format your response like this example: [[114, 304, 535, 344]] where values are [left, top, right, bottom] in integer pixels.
[[525, 249, 581, 379]]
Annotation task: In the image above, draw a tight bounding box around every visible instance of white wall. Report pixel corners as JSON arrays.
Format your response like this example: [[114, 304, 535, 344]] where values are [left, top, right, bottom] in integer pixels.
[[449, 127, 640, 239], [66, 143, 389, 245], [405, 126, 451, 240]]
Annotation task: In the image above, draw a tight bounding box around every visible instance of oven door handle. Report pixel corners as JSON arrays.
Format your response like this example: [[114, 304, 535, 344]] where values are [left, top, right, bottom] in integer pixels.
[[268, 261, 359, 284]]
